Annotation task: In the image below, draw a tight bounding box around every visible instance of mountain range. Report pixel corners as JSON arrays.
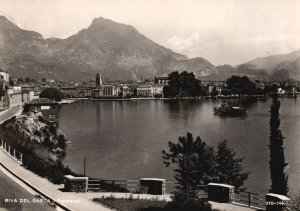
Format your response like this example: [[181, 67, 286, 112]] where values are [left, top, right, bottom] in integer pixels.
[[0, 16, 217, 81], [202, 50, 300, 81], [0, 15, 299, 81]]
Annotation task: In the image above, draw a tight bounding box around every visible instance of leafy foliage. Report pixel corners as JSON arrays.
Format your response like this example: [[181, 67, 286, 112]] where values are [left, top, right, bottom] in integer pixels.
[[215, 140, 249, 190], [210, 87, 218, 97], [39, 87, 64, 101], [269, 94, 289, 195], [0, 79, 7, 97], [162, 133, 249, 209], [163, 133, 215, 203], [226, 75, 263, 95], [163, 71, 202, 97]]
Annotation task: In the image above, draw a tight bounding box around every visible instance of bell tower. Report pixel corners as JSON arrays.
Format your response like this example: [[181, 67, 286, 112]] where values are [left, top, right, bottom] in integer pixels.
[[96, 73, 102, 88]]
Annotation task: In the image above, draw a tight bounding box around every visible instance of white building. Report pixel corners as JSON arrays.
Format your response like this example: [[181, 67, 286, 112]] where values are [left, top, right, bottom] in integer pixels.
[[0, 71, 9, 82], [152, 84, 164, 97], [136, 85, 153, 97]]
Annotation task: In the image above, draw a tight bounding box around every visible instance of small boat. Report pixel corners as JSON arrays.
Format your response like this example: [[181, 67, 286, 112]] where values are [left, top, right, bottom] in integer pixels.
[[214, 103, 247, 117]]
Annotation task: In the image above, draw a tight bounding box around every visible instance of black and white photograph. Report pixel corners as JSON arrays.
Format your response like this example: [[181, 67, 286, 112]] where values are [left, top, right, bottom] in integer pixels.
[[0, 0, 299, 210]]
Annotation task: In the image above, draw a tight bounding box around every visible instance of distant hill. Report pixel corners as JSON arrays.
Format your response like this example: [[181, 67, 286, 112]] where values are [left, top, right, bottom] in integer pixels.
[[200, 51, 300, 81], [0, 16, 216, 81], [239, 51, 300, 81]]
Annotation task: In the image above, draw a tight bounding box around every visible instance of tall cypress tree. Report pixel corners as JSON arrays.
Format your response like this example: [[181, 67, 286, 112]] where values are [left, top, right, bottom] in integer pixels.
[[269, 94, 288, 195]]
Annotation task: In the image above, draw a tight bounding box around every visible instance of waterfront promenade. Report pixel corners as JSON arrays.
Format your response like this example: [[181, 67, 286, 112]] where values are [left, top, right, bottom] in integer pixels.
[[0, 167, 55, 211], [0, 148, 113, 211], [0, 148, 259, 211]]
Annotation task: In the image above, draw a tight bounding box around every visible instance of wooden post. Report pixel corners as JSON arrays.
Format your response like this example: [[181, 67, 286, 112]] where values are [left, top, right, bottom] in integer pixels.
[[1, 139, 3, 148], [13, 149, 16, 158]]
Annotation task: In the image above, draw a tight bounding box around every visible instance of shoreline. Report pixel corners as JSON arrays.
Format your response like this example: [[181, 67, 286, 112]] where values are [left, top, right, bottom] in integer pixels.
[[64, 95, 297, 102]]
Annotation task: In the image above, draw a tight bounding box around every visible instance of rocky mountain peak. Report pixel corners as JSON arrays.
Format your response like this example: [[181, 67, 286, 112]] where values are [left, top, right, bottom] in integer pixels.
[[0, 16, 215, 80], [0, 15, 19, 30]]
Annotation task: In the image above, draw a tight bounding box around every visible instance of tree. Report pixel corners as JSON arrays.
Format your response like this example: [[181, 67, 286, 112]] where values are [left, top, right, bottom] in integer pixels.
[[263, 84, 277, 94], [210, 86, 218, 97], [163, 71, 202, 97], [162, 133, 250, 209], [162, 133, 215, 205], [25, 77, 31, 83], [226, 75, 259, 95], [215, 140, 249, 190], [40, 87, 64, 101], [269, 94, 288, 195], [0, 80, 7, 97], [17, 77, 24, 84]]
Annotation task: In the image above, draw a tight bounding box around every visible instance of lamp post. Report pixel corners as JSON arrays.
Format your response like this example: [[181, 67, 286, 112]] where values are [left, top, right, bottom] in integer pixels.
[[83, 158, 87, 176]]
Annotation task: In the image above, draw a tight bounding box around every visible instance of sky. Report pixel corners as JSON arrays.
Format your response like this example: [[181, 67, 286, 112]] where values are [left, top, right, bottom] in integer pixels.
[[0, 0, 300, 65]]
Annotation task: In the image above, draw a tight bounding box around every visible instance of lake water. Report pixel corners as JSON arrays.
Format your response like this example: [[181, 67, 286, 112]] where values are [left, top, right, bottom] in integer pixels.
[[58, 98, 300, 194]]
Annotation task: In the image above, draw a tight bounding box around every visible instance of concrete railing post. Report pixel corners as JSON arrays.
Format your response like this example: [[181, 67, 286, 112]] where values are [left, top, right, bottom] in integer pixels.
[[139, 178, 166, 195], [64, 175, 89, 192], [1, 139, 3, 148], [13, 149, 16, 158], [207, 183, 235, 203], [266, 193, 291, 211], [8, 145, 10, 154], [19, 153, 23, 164]]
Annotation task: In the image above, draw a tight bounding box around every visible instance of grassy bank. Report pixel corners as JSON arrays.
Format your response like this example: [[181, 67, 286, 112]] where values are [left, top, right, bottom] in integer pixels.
[[93, 196, 167, 211], [93, 196, 219, 211]]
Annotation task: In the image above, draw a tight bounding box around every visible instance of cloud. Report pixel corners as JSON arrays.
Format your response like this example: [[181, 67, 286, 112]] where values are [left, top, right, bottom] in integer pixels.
[[166, 32, 202, 57]]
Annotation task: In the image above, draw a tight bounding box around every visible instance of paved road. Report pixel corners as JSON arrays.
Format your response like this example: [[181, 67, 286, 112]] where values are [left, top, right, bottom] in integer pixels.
[[0, 106, 55, 211], [0, 107, 22, 124], [0, 148, 112, 210], [0, 170, 55, 211]]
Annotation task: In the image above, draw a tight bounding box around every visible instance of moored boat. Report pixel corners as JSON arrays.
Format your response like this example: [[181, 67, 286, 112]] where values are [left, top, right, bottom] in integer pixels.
[[214, 103, 247, 117]]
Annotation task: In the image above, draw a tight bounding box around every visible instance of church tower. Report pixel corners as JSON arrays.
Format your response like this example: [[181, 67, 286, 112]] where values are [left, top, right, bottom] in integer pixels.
[[96, 73, 102, 88]]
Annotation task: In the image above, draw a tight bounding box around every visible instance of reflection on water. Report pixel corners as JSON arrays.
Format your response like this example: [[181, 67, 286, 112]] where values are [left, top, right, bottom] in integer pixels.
[[58, 98, 300, 194]]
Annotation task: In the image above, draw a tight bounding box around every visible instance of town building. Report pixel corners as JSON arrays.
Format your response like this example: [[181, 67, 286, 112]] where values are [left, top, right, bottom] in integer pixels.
[[75, 86, 94, 98], [23, 98, 60, 126], [102, 85, 115, 96], [152, 84, 164, 97], [277, 87, 286, 95], [0, 75, 9, 109], [62, 74, 120, 98], [136, 85, 153, 97], [0, 70, 9, 82], [207, 84, 223, 96], [154, 76, 169, 85], [60, 87, 77, 98], [120, 85, 130, 97]]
